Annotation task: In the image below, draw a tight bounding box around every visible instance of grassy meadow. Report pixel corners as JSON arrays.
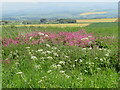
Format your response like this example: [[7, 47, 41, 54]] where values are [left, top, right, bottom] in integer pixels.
[[1, 22, 119, 88]]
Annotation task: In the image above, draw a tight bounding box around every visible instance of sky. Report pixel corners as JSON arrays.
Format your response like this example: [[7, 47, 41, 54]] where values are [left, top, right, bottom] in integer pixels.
[[1, 0, 120, 2]]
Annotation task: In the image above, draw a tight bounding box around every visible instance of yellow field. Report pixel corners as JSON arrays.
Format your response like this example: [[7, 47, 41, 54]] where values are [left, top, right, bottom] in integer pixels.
[[2, 23, 90, 27], [77, 18, 118, 23], [80, 12, 107, 15]]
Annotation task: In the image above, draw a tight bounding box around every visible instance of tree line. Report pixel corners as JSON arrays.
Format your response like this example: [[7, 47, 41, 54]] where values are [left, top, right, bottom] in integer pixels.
[[22, 18, 76, 24]]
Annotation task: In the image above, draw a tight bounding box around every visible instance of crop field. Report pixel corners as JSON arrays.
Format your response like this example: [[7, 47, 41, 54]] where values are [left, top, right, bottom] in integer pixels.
[[1, 22, 119, 88], [2, 23, 90, 28], [80, 11, 108, 15], [77, 18, 118, 23]]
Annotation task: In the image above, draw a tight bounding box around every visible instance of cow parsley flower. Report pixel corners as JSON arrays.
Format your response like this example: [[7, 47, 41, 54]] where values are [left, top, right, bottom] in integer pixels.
[[95, 57, 98, 60], [51, 64, 57, 68], [46, 51, 51, 54], [46, 44, 51, 47], [34, 65, 41, 69], [38, 49, 43, 52], [64, 74, 70, 78], [59, 61, 65, 64], [26, 47, 30, 49], [97, 68, 101, 70], [60, 70, 65, 73], [81, 37, 89, 40], [105, 53, 109, 57], [100, 58, 103, 61], [88, 47, 92, 50], [88, 36, 92, 38], [38, 32, 44, 36], [40, 57, 45, 60], [47, 70, 52, 73], [16, 72, 23, 74], [79, 73, 82, 75], [15, 62, 19, 65], [47, 56, 53, 59], [53, 53, 59, 57], [41, 52, 46, 54], [107, 49, 111, 53], [75, 59, 78, 62], [79, 59, 83, 63], [38, 80, 42, 83], [29, 37, 32, 40], [82, 48, 86, 50], [99, 48, 102, 50], [84, 70, 88, 73], [31, 56, 37, 60], [52, 47, 57, 50], [45, 34, 49, 37], [64, 55, 69, 58], [57, 64, 61, 67]]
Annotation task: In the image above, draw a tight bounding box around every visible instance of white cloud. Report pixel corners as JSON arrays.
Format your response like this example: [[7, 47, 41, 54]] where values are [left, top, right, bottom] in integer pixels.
[[1, 0, 119, 2]]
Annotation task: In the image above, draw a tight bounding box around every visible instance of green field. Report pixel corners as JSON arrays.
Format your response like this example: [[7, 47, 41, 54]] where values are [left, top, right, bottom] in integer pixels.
[[2, 22, 119, 88]]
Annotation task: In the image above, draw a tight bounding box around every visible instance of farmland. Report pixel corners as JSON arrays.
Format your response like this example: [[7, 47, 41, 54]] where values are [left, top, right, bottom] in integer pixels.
[[1, 22, 119, 88], [2, 23, 90, 28], [1, 18, 118, 28], [77, 18, 118, 23], [80, 11, 108, 16]]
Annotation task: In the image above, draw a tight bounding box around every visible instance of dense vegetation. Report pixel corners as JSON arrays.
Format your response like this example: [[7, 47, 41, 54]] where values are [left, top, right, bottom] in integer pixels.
[[1, 18, 77, 25], [1, 22, 119, 88]]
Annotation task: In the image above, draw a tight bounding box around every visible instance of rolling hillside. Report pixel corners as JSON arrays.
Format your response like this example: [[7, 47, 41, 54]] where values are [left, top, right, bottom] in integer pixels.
[[2, 2, 118, 20]]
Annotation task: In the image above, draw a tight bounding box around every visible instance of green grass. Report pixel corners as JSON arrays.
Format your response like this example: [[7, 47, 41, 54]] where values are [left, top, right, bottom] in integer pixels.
[[2, 22, 118, 38], [2, 22, 119, 88], [85, 22, 118, 37]]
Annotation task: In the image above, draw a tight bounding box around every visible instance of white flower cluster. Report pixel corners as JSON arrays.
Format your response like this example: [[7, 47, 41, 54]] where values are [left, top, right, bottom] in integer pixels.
[[59, 61, 65, 65], [53, 53, 59, 57], [105, 49, 111, 57], [81, 37, 89, 41], [88, 36, 92, 38], [31, 56, 37, 60], [38, 32, 49, 38], [38, 32, 44, 36], [16, 72, 23, 75], [46, 44, 51, 47], [29, 37, 32, 40], [47, 70, 52, 73], [60, 70, 65, 73], [26, 47, 30, 49], [47, 56, 53, 59], [51, 64, 61, 69], [34, 65, 41, 69], [37, 49, 43, 52]]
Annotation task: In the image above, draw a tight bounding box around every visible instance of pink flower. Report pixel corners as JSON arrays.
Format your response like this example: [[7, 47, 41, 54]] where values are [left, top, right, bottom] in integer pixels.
[[2, 30, 97, 48]]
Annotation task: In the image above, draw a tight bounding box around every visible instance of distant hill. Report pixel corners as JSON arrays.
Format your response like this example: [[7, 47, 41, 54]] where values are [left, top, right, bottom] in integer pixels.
[[2, 2, 118, 20]]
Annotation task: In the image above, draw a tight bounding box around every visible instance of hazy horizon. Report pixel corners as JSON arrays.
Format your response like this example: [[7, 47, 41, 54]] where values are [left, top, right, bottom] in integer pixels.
[[1, 2, 118, 20]]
